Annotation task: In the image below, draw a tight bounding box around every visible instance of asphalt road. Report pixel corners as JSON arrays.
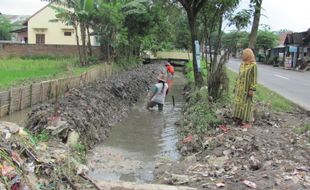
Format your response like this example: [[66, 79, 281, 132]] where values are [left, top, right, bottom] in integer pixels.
[[226, 58, 310, 111]]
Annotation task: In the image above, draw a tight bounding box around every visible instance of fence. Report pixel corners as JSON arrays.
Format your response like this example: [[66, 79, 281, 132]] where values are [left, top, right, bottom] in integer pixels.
[[0, 65, 112, 118], [0, 43, 100, 58]]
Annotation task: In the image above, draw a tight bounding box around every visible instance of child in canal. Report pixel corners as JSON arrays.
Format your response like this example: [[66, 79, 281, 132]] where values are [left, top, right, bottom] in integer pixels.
[[146, 73, 169, 111]]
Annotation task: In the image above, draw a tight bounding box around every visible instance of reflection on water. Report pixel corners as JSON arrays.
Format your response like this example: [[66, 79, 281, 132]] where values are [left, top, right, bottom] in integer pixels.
[[87, 71, 185, 183]]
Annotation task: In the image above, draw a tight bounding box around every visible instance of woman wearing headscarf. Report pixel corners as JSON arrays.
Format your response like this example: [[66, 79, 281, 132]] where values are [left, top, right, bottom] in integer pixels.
[[233, 48, 258, 128]]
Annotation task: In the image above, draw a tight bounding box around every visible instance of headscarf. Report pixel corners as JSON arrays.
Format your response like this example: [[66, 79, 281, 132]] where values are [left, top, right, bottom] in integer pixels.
[[242, 48, 256, 64]]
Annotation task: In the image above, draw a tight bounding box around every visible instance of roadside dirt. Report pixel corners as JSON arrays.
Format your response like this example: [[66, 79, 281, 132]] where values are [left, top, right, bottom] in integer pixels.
[[155, 99, 310, 189]]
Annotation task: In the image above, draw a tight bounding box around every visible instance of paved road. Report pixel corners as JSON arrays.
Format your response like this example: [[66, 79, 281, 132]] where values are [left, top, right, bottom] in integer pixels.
[[227, 58, 310, 110]]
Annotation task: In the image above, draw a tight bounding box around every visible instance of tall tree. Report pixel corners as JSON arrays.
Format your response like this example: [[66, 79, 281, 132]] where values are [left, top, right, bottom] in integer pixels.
[[248, 0, 263, 50], [201, 0, 239, 100], [177, 0, 208, 87], [45, 0, 95, 66], [228, 9, 251, 56], [0, 15, 12, 40]]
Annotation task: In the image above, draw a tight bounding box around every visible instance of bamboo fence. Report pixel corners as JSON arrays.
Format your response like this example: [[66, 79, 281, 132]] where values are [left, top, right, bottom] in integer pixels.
[[0, 65, 113, 118]]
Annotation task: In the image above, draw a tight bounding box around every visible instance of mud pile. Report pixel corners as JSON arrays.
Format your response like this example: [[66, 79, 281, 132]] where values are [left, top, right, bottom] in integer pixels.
[[26, 64, 160, 147]]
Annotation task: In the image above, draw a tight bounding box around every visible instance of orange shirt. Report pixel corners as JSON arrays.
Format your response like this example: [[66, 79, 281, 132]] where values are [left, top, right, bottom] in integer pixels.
[[166, 65, 174, 75]]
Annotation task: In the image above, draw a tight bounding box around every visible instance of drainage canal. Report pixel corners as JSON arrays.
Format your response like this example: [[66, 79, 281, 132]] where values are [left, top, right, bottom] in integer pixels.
[[86, 71, 186, 183]]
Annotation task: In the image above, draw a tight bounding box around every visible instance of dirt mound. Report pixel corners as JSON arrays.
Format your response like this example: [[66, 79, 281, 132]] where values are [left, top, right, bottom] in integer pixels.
[[155, 100, 310, 189], [26, 64, 160, 147]]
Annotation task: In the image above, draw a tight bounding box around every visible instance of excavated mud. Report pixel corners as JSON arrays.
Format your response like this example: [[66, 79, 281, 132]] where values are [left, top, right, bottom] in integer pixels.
[[25, 64, 161, 147]]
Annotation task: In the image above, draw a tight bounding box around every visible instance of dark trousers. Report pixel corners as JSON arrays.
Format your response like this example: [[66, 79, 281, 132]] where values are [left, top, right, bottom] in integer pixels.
[[147, 101, 163, 111]]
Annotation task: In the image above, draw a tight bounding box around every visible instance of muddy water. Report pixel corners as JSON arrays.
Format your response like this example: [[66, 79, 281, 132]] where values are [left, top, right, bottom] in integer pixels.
[[0, 108, 31, 126], [87, 71, 185, 183]]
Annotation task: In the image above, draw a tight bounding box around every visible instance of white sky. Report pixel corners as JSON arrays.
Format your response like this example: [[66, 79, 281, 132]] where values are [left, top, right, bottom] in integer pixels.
[[0, 0, 309, 32]]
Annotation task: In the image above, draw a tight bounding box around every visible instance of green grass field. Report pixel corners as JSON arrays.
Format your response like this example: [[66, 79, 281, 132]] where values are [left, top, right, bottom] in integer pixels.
[[0, 57, 98, 90]]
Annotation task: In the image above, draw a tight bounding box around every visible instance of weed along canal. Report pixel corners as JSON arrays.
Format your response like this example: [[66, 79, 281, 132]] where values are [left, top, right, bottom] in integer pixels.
[[87, 70, 185, 183]]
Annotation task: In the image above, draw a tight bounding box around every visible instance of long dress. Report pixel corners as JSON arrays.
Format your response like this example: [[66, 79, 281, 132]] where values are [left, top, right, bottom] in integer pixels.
[[233, 62, 257, 122]]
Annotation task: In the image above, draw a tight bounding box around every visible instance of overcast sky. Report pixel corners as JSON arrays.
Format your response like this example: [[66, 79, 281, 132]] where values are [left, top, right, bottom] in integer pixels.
[[0, 0, 309, 32]]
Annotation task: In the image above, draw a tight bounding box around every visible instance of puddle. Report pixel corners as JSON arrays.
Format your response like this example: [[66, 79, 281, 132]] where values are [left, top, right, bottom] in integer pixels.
[[0, 107, 31, 126], [87, 71, 185, 183]]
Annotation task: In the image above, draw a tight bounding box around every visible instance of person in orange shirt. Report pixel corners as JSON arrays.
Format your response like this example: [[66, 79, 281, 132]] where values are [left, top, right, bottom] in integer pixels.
[[165, 61, 174, 89]]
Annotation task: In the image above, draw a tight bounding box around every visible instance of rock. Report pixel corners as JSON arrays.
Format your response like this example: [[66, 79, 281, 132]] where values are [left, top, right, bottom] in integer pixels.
[[18, 128, 28, 136], [0, 121, 20, 133], [223, 149, 232, 156], [0, 182, 5, 189], [67, 131, 80, 147], [216, 183, 225, 188], [171, 174, 190, 185], [249, 156, 261, 170], [208, 156, 228, 169]]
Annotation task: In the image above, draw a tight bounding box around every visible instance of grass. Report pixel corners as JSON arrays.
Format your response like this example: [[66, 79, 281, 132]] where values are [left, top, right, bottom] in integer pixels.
[[227, 69, 294, 112], [294, 122, 310, 134], [185, 59, 295, 112], [185, 59, 208, 84], [0, 56, 99, 90]]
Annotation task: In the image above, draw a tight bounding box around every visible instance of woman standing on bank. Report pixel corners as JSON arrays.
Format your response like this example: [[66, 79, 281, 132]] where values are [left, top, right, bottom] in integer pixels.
[[233, 48, 258, 128]]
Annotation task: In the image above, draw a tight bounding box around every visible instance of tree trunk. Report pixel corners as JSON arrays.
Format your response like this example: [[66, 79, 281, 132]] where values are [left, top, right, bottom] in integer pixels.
[[73, 24, 83, 66], [248, 0, 263, 50], [212, 15, 223, 72], [188, 12, 203, 87], [86, 25, 92, 57], [80, 23, 87, 66]]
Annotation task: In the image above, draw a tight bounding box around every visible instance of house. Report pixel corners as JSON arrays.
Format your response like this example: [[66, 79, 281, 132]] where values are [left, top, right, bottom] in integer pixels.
[[283, 29, 310, 68], [267, 32, 292, 66], [11, 2, 99, 46], [268, 29, 310, 68]]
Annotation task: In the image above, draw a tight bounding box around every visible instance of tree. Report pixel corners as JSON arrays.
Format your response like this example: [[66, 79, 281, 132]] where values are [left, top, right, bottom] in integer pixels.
[[91, 0, 125, 62], [256, 29, 278, 59], [200, 0, 240, 100], [226, 9, 251, 57], [0, 15, 12, 40], [248, 0, 263, 50], [222, 31, 249, 56], [176, 0, 208, 87], [45, 0, 95, 66], [229, 9, 251, 32]]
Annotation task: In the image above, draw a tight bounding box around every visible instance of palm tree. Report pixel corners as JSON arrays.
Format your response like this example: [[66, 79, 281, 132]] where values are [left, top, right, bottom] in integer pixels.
[[44, 0, 95, 66]]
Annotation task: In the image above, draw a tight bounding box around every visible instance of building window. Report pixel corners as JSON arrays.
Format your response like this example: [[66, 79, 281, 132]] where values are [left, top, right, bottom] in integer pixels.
[[64, 32, 72, 36], [36, 34, 45, 44]]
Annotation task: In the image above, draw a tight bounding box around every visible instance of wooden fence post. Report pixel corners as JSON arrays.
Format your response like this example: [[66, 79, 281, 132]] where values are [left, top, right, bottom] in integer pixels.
[[40, 82, 44, 103], [9, 88, 13, 115], [0, 96, 2, 117], [19, 88, 23, 111], [48, 81, 52, 100], [30, 84, 33, 106], [55, 80, 59, 102]]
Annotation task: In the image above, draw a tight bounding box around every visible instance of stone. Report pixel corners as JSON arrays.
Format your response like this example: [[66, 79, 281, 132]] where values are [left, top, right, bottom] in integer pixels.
[[249, 156, 261, 171], [66, 130, 80, 147], [208, 156, 228, 169]]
